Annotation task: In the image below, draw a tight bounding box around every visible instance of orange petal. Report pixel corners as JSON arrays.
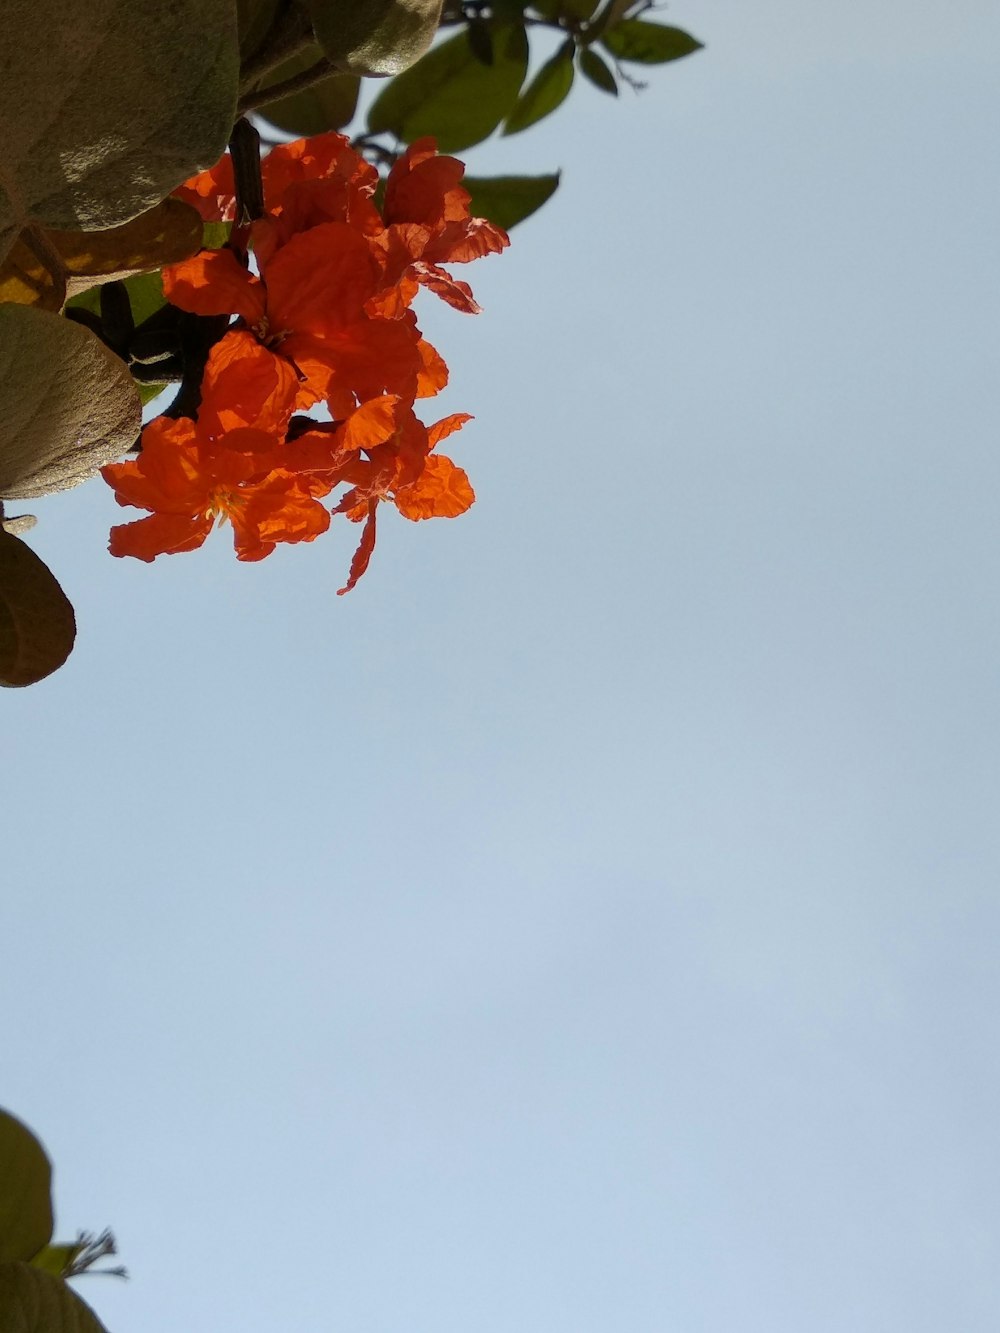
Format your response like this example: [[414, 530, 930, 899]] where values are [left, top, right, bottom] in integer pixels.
[[200, 331, 299, 436], [393, 454, 475, 521], [163, 248, 265, 325], [339, 396, 402, 452], [416, 338, 449, 398], [337, 500, 378, 594], [109, 512, 212, 560], [412, 262, 481, 314], [428, 412, 472, 450]]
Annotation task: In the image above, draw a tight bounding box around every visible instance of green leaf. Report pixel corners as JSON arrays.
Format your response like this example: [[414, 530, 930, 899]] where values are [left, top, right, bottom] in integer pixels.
[[257, 44, 360, 135], [303, 0, 442, 77], [27, 1247, 82, 1281], [462, 173, 560, 229], [532, 0, 598, 17], [504, 39, 575, 135], [0, 0, 238, 263], [0, 1112, 53, 1262], [0, 1263, 109, 1333], [368, 23, 529, 151], [67, 269, 167, 329], [578, 46, 617, 94], [601, 20, 703, 64], [0, 306, 140, 500]]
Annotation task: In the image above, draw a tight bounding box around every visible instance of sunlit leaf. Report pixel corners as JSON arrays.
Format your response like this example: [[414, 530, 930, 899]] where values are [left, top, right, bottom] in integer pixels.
[[0, 1112, 53, 1262], [368, 23, 529, 150], [0, 306, 140, 500], [504, 39, 575, 135], [0, 0, 238, 262], [0, 1263, 108, 1333], [578, 46, 617, 95], [601, 20, 703, 64], [462, 173, 560, 229], [303, 0, 442, 77]]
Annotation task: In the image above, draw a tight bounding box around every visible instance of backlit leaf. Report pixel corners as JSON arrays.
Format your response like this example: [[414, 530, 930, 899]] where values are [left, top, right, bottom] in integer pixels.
[[578, 46, 617, 95], [304, 0, 442, 77], [0, 306, 140, 500], [462, 173, 560, 229], [0, 532, 76, 687], [0, 1112, 53, 1261], [0, 0, 238, 263], [0, 234, 65, 312], [601, 20, 703, 64], [257, 44, 361, 134], [0, 1263, 108, 1333], [504, 39, 575, 135], [0, 199, 203, 310], [368, 23, 529, 151], [27, 1248, 82, 1281]]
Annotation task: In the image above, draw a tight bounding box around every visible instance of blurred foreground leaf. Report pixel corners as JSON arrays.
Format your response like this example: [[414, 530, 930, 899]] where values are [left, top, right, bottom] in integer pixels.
[[0, 306, 140, 500], [0, 0, 238, 262], [0, 1111, 53, 1262], [0, 1263, 108, 1333], [0, 200, 202, 310], [304, 0, 443, 77], [0, 531, 76, 687]]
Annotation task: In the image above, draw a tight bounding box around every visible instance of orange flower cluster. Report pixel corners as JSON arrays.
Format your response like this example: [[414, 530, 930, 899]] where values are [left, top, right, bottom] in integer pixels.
[[102, 134, 508, 593]]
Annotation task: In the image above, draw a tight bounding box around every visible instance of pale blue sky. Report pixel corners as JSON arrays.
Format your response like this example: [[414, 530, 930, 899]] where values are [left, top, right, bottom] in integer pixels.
[[3, 2, 1000, 1329]]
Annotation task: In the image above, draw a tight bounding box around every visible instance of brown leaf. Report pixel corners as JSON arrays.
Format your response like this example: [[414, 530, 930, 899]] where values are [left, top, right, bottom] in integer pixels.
[[0, 531, 76, 687]]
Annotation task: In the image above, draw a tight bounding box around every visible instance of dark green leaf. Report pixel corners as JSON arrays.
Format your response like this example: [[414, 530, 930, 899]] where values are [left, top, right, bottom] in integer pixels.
[[237, 0, 280, 59], [0, 531, 76, 687], [579, 46, 617, 94], [27, 1247, 82, 1280], [0, 1112, 53, 1261], [467, 17, 494, 65], [0, 1262, 109, 1333], [67, 270, 167, 343], [504, 39, 575, 135], [462, 173, 560, 229], [368, 24, 529, 151], [531, 0, 598, 16], [601, 20, 703, 64], [257, 44, 361, 134], [303, 0, 442, 77]]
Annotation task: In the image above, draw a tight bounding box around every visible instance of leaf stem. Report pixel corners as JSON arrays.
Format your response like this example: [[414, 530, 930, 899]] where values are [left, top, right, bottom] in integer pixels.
[[238, 57, 339, 115]]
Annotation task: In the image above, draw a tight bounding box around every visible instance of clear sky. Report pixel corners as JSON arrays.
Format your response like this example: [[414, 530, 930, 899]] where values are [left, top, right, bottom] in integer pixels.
[[4, 2, 1000, 1330]]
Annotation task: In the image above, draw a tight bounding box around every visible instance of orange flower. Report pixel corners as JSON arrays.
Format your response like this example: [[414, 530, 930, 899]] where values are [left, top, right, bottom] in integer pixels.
[[329, 407, 475, 594], [174, 132, 380, 228], [163, 224, 424, 415], [102, 416, 331, 563], [376, 138, 510, 313]]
